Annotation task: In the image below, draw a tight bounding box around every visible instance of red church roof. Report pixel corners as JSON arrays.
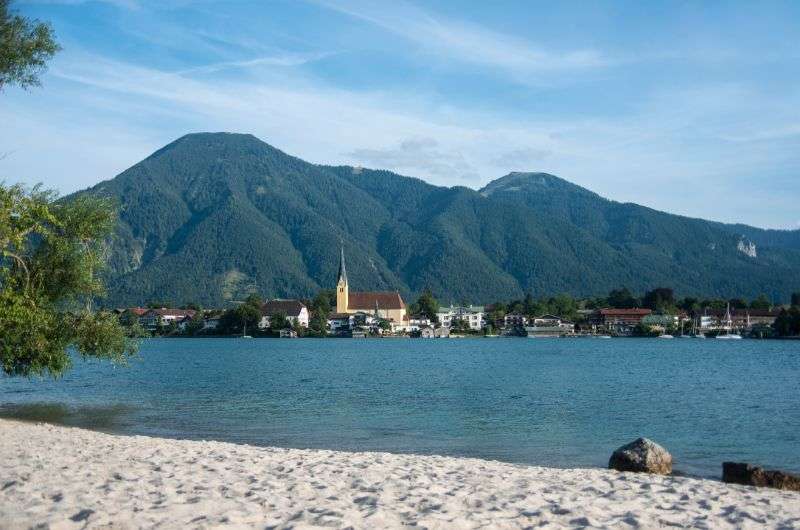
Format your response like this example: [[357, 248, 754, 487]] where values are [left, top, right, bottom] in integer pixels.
[[349, 291, 405, 310]]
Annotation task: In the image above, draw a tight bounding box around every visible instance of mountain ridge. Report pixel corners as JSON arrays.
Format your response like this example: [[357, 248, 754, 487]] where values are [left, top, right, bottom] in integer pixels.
[[74, 132, 800, 307]]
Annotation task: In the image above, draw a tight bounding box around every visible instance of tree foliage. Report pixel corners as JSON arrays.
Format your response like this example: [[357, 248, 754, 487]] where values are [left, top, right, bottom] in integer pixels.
[[749, 294, 772, 310], [268, 310, 289, 332], [642, 287, 675, 312], [307, 289, 333, 336], [0, 184, 136, 376], [0, 0, 60, 90], [410, 288, 439, 322], [607, 288, 639, 309], [219, 294, 261, 334], [773, 308, 800, 337]]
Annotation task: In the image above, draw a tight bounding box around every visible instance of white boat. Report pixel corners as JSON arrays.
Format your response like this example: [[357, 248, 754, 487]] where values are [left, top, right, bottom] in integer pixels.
[[716, 303, 743, 340], [596, 335, 612, 339], [658, 334, 674, 339]]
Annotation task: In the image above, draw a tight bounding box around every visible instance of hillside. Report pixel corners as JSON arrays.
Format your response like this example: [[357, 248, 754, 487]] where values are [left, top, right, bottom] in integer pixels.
[[75, 133, 800, 307]]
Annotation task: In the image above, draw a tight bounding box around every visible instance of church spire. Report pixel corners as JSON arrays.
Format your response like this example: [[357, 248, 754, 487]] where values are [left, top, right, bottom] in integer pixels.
[[336, 247, 349, 313], [337, 246, 348, 285]]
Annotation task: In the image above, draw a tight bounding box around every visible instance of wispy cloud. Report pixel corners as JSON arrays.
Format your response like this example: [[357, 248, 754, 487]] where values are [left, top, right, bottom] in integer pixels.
[[7, 0, 800, 228], [349, 137, 479, 182], [22, 0, 142, 9], [311, 0, 613, 79], [16, 48, 794, 217], [174, 52, 334, 76]]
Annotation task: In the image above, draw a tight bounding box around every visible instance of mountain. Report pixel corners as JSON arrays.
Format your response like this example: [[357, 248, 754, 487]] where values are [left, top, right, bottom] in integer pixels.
[[75, 133, 800, 307]]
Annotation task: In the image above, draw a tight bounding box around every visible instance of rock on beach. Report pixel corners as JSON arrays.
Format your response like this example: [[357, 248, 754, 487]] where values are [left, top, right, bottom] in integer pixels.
[[609, 437, 673, 474], [723, 462, 800, 491]]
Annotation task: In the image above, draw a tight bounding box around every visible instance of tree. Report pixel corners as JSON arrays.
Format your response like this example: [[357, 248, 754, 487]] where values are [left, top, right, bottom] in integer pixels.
[[678, 297, 701, 313], [486, 302, 507, 327], [147, 300, 174, 309], [702, 298, 727, 311], [549, 293, 578, 320], [607, 288, 638, 309], [642, 287, 675, 312], [1, 0, 60, 90], [238, 296, 262, 332], [773, 307, 800, 337], [728, 298, 748, 310], [0, 184, 137, 376], [182, 312, 205, 336], [523, 292, 535, 315], [307, 290, 332, 336], [508, 300, 525, 315], [269, 310, 289, 332], [792, 293, 800, 308], [749, 294, 771, 311], [219, 296, 261, 335], [411, 288, 439, 323]]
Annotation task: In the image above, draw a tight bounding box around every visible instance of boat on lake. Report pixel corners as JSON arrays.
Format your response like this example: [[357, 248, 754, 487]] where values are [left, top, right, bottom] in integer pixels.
[[716, 303, 743, 340]]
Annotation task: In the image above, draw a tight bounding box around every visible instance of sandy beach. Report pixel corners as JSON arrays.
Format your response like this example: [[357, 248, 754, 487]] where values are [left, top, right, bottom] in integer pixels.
[[1, 419, 798, 529]]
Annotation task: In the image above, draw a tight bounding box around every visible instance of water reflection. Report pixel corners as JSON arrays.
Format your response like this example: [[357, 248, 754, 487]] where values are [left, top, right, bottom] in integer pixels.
[[0, 402, 135, 430]]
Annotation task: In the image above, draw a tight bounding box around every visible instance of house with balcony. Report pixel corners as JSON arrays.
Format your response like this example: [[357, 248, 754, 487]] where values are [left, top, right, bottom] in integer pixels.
[[590, 308, 652, 335], [526, 315, 575, 337], [139, 308, 197, 331], [436, 305, 485, 331]]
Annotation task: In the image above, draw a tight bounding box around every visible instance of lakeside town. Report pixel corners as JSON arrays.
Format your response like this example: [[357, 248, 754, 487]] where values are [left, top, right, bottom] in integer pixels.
[[115, 250, 800, 340]]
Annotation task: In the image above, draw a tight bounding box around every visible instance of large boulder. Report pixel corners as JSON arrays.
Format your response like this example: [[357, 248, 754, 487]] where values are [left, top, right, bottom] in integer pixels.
[[722, 462, 800, 491], [609, 437, 672, 474]]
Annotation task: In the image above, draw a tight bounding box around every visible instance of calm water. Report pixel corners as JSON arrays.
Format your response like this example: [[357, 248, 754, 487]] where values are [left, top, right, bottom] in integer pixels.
[[2, 338, 799, 478]]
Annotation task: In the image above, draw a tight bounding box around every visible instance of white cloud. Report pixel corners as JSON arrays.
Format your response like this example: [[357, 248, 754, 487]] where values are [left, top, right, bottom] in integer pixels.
[[348, 137, 479, 181], [174, 52, 334, 76], [310, 0, 613, 81], [21, 0, 141, 9], [4, 38, 800, 228]]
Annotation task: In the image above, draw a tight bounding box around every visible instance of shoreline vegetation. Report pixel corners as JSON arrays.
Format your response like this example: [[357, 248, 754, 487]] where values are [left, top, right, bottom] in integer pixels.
[[2, 419, 799, 529]]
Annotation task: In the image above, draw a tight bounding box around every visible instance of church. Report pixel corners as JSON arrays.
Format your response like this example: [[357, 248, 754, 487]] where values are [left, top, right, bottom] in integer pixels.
[[335, 248, 407, 324]]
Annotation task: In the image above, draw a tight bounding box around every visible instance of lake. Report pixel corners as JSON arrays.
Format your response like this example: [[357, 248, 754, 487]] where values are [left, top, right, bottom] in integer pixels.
[[2, 337, 799, 478]]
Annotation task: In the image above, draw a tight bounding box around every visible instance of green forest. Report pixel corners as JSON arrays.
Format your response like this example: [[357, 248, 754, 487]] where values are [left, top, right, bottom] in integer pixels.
[[70, 133, 800, 308]]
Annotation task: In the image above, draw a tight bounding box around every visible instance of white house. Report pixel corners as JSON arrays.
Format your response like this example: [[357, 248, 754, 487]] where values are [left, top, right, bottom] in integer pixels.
[[259, 299, 309, 329], [390, 314, 432, 334], [139, 308, 197, 331], [327, 312, 355, 333], [526, 315, 575, 337], [503, 313, 528, 329], [436, 305, 485, 331]]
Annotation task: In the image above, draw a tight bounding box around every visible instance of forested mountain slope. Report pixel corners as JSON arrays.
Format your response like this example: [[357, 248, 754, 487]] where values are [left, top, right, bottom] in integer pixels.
[[75, 133, 800, 306]]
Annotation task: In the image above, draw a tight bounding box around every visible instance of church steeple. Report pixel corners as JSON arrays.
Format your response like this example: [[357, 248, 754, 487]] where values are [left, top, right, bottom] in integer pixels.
[[336, 247, 349, 313], [337, 246, 348, 285]]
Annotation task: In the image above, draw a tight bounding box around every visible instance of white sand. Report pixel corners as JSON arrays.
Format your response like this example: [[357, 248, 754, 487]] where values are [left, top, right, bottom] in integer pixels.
[[1, 420, 798, 529]]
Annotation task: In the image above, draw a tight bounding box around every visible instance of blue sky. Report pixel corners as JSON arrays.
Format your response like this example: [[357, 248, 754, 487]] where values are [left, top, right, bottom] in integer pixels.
[[3, 0, 800, 228]]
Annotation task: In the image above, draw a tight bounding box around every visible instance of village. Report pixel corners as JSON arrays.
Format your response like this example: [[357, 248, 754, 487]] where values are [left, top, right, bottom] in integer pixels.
[[115, 250, 796, 340], [118, 301, 787, 339]]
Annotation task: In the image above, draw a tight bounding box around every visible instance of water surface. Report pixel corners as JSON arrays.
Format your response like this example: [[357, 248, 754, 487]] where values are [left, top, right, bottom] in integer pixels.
[[2, 338, 799, 477]]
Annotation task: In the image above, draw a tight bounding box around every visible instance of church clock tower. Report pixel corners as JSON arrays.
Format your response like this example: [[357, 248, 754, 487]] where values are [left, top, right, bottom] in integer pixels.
[[336, 247, 349, 313]]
